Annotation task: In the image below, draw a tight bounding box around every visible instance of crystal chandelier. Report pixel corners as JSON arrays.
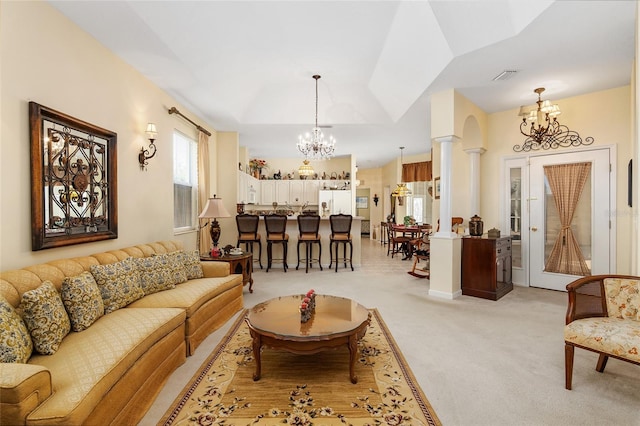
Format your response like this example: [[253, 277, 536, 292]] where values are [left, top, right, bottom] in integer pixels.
[[297, 75, 336, 160], [515, 87, 593, 152]]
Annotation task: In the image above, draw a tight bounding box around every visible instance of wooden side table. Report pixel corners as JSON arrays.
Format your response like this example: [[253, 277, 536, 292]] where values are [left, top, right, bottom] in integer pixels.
[[201, 252, 254, 293]]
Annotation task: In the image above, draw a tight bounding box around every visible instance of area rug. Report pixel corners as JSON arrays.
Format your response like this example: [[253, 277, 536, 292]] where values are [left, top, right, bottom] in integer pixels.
[[159, 309, 441, 426]]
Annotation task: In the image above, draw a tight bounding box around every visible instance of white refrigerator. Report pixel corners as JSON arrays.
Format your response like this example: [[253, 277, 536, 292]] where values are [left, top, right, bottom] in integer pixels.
[[318, 190, 352, 216]]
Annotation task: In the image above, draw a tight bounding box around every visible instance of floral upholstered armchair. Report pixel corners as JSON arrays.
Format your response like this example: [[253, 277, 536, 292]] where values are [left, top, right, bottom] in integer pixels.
[[564, 275, 640, 390]]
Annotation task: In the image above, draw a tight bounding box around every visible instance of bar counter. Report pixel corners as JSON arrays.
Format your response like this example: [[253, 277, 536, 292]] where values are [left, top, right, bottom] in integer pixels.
[[246, 214, 362, 270]]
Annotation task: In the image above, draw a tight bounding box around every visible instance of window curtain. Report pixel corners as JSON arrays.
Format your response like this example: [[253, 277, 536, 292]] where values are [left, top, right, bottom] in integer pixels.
[[543, 162, 591, 276], [402, 161, 432, 182], [197, 131, 211, 255]]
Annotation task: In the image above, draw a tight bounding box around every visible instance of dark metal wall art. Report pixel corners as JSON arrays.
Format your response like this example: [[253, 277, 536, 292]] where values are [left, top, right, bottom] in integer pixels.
[[514, 120, 595, 152], [29, 102, 118, 250]]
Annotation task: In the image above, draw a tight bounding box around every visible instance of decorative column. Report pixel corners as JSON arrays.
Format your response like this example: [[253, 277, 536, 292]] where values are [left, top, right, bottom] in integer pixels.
[[430, 135, 462, 299], [434, 135, 459, 238], [464, 148, 486, 216]]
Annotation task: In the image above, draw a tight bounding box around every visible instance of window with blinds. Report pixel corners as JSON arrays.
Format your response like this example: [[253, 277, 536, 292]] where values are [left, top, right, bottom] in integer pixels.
[[173, 131, 198, 232]]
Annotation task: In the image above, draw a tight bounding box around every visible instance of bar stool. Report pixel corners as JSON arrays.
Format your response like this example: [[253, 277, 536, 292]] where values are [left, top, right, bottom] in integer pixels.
[[380, 221, 389, 245], [264, 214, 289, 272], [296, 214, 322, 273], [236, 214, 262, 269], [329, 214, 354, 272]]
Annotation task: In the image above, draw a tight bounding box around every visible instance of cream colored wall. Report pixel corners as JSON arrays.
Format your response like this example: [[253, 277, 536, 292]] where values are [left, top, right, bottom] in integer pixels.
[[216, 132, 240, 249], [0, 2, 212, 270], [357, 167, 384, 233], [482, 86, 633, 273]]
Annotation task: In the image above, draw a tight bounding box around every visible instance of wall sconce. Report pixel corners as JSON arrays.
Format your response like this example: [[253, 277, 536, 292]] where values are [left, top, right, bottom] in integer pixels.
[[373, 194, 379, 206], [138, 122, 157, 170]]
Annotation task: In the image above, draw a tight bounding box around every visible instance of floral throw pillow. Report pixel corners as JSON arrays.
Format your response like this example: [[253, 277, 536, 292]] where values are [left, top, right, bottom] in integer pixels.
[[61, 271, 105, 332], [171, 250, 204, 280], [604, 278, 640, 320], [0, 295, 33, 363], [90, 258, 144, 314], [135, 253, 185, 295], [20, 281, 71, 355]]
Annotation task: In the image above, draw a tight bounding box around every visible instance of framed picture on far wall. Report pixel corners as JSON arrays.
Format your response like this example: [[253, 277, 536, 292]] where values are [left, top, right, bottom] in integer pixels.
[[356, 196, 368, 209], [434, 177, 441, 199]]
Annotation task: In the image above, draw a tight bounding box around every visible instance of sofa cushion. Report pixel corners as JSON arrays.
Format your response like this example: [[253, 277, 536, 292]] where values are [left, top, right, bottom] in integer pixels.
[[90, 258, 144, 314], [0, 295, 32, 363], [171, 250, 203, 280], [61, 272, 104, 332], [604, 278, 640, 321], [134, 254, 185, 295], [20, 281, 71, 355], [565, 316, 640, 363], [126, 276, 240, 317], [26, 307, 185, 425]]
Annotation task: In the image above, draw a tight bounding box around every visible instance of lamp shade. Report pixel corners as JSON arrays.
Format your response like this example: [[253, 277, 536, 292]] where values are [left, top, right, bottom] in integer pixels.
[[391, 183, 411, 197], [298, 159, 314, 177], [145, 123, 157, 138], [199, 196, 231, 219]]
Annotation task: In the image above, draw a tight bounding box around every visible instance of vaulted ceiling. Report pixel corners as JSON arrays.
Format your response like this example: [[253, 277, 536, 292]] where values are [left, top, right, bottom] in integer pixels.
[[50, 0, 636, 167]]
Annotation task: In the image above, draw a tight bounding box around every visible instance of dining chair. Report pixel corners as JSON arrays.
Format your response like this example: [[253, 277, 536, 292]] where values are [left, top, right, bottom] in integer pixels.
[[387, 224, 412, 259], [264, 214, 289, 272], [329, 214, 354, 272], [296, 214, 322, 273], [408, 224, 432, 278], [236, 214, 262, 269]]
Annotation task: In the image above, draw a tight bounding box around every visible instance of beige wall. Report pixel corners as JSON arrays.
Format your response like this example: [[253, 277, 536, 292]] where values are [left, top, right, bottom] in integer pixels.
[[0, 2, 212, 269], [356, 167, 384, 234]]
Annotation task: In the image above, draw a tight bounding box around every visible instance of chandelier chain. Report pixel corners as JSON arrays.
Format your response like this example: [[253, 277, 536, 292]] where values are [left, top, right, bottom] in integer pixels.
[[297, 74, 336, 160]]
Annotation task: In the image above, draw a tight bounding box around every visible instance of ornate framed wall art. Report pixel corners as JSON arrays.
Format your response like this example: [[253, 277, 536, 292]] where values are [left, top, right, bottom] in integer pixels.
[[29, 102, 118, 250]]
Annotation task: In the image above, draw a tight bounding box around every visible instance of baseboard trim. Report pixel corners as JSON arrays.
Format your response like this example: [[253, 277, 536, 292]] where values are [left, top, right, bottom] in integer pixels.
[[428, 289, 462, 300]]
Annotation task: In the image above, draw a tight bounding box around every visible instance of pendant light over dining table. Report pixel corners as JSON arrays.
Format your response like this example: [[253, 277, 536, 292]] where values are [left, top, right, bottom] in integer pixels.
[[297, 75, 336, 160], [392, 147, 411, 204]]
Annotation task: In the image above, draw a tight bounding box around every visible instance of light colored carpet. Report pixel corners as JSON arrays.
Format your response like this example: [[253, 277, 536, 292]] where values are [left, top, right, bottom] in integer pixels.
[[140, 238, 640, 426], [159, 309, 440, 425]]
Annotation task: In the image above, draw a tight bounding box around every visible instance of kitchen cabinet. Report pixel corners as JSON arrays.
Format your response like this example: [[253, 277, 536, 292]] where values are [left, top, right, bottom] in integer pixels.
[[238, 172, 260, 204], [461, 236, 513, 300], [275, 181, 290, 205], [289, 181, 305, 204], [303, 180, 320, 204], [260, 181, 276, 205]]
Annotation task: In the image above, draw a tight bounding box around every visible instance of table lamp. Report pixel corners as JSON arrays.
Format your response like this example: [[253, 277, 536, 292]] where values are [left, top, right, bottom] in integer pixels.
[[198, 195, 231, 249]]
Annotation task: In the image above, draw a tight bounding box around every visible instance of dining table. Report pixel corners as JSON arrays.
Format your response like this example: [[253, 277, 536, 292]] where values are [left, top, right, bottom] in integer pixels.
[[391, 224, 423, 260]]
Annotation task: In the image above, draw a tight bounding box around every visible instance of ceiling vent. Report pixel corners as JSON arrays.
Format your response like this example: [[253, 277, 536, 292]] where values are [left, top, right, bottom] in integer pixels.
[[492, 70, 517, 81]]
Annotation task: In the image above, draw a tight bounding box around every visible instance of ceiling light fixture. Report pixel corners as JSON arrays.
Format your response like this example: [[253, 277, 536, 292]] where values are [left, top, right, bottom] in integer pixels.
[[297, 75, 336, 160], [515, 87, 593, 152], [392, 147, 411, 204], [298, 159, 314, 177]]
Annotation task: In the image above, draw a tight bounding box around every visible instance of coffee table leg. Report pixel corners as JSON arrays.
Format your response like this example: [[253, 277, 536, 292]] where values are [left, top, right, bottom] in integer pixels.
[[348, 334, 358, 384], [251, 332, 262, 381]]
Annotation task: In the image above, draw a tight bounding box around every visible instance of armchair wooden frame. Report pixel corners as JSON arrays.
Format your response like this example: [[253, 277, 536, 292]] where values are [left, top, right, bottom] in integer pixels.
[[564, 274, 640, 390]]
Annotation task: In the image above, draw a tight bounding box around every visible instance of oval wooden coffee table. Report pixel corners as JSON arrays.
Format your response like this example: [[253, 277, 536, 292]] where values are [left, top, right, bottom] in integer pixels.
[[245, 294, 371, 383]]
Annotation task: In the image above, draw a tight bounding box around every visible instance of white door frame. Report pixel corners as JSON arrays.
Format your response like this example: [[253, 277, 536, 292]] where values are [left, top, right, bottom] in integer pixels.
[[501, 145, 617, 288]]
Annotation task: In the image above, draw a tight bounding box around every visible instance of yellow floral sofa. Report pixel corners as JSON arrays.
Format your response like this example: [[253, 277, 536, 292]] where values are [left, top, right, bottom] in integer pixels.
[[0, 240, 243, 425], [564, 274, 640, 390]]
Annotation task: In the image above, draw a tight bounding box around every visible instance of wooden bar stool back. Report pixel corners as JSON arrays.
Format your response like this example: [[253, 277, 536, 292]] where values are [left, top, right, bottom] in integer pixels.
[[329, 214, 354, 272], [296, 214, 323, 273], [264, 214, 289, 272], [236, 214, 262, 269]]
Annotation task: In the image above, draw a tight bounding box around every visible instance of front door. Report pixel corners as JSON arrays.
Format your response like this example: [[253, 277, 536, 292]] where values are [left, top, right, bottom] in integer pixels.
[[528, 149, 612, 291]]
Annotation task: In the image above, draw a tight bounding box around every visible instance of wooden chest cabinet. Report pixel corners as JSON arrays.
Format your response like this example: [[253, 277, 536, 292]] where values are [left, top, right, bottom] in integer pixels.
[[461, 236, 513, 300]]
